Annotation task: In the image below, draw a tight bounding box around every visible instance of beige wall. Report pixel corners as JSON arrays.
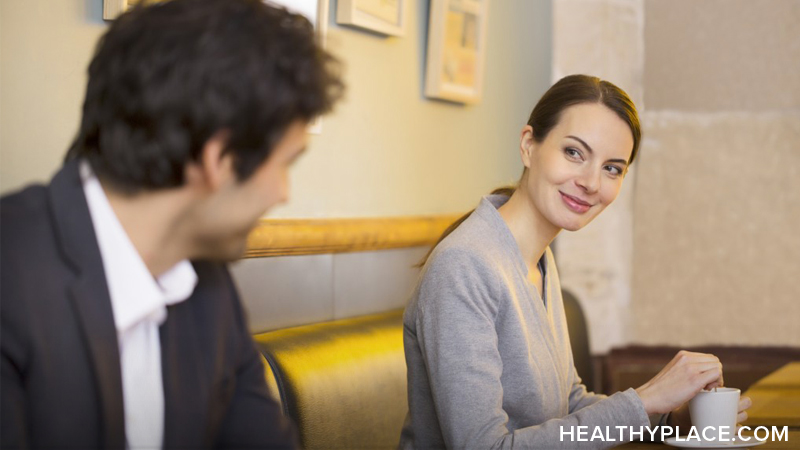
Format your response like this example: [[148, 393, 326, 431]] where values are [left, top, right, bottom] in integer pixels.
[[0, 0, 552, 220], [643, 0, 800, 112], [632, 0, 800, 347], [0, 0, 552, 331], [0, 1, 107, 194]]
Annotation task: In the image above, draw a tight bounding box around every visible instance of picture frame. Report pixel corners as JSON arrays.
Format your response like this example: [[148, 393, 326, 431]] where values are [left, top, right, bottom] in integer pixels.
[[424, 0, 490, 105], [336, 0, 406, 37]]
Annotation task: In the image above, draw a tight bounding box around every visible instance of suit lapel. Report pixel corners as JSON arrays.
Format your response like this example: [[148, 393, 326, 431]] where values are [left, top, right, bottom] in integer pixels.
[[48, 160, 126, 449], [161, 297, 209, 448]]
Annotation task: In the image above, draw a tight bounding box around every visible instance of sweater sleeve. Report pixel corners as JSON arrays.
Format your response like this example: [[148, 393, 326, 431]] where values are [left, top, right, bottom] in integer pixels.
[[568, 367, 606, 414], [568, 360, 669, 441], [415, 248, 652, 450]]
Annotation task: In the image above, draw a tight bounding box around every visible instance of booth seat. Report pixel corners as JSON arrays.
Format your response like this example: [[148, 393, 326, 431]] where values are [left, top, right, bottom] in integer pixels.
[[252, 290, 594, 450], [253, 291, 800, 448], [254, 309, 406, 450]]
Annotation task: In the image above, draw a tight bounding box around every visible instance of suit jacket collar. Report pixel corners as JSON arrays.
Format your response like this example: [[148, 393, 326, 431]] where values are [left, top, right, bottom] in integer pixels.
[[47, 159, 126, 449]]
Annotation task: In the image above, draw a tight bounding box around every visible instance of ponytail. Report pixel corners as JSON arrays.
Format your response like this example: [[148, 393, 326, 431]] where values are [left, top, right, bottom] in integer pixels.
[[415, 186, 516, 268]]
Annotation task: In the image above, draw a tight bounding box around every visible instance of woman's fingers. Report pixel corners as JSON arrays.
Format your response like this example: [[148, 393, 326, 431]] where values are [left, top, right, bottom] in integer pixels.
[[737, 411, 748, 423], [694, 361, 724, 390], [674, 351, 719, 365], [738, 396, 752, 413], [638, 351, 726, 415], [692, 361, 722, 373]]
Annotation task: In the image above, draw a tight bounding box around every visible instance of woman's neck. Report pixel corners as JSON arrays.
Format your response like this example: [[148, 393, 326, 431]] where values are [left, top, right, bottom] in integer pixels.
[[497, 189, 561, 271]]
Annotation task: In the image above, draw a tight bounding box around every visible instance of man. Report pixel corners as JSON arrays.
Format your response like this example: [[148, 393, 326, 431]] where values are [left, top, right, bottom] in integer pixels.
[[1, 0, 343, 448]]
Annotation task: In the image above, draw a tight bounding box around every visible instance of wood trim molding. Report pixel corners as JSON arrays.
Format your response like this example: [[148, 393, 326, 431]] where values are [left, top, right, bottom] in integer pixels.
[[244, 214, 462, 258]]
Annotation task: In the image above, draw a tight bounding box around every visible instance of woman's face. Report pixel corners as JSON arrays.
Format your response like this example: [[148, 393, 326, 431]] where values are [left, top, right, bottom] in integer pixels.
[[521, 102, 634, 232]]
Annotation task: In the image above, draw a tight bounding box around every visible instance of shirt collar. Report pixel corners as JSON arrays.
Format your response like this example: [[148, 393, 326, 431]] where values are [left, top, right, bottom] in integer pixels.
[[80, 161, 197, 334]]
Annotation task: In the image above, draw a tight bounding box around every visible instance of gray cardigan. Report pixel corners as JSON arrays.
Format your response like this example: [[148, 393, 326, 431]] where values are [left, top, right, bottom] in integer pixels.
[[400, 195, 654, 449]]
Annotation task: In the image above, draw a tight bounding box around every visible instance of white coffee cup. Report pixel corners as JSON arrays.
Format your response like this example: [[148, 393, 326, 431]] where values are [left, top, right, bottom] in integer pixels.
[[688, 387, 740, 442]]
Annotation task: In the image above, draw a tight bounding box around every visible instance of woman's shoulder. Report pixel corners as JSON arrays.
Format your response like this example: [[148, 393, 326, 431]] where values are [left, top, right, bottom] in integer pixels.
[[407, 218, 510, 326], [428, 212, 499, 267], [420, 210, 518, 292]]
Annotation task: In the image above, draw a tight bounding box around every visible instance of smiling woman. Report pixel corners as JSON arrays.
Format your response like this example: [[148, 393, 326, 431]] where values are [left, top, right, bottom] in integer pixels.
[[400, 75, 749, 449], [513, 102, 634, 233]]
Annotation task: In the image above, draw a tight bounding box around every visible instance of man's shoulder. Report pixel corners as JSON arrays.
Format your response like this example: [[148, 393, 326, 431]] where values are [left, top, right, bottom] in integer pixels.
[[185, 261, 241, 316], [1, 183, 50, 222], [1, 183, 56, 256]]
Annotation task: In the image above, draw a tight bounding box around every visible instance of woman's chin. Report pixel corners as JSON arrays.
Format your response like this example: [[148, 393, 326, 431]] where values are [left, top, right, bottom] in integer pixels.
[[555, 216, 591, 232]]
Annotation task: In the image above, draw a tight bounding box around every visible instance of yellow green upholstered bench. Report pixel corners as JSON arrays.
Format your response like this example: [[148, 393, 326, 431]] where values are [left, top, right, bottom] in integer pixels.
[[254, 309, 407, 450]]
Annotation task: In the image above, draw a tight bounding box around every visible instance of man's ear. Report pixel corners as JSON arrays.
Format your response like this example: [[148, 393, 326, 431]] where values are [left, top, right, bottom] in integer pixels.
[[186, 130, 234, 191], [520, 125, 536, 169]]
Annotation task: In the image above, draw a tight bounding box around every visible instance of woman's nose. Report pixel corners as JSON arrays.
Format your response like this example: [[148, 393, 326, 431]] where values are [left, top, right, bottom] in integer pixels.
[[575, 167, 600, 194]]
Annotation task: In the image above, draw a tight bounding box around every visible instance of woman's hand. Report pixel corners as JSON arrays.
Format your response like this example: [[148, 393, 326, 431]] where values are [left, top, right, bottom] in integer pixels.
[[667, 395, 753, 428], [635, 350, 723, 415], [736, 396, 752, 424]]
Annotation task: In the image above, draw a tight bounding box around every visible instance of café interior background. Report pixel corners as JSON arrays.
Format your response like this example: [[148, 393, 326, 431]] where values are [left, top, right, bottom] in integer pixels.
[[1, 0, 798, 353]]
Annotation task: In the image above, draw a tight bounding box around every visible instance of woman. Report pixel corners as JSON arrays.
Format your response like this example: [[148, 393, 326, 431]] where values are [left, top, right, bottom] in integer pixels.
[[400, 75, 750, 449]]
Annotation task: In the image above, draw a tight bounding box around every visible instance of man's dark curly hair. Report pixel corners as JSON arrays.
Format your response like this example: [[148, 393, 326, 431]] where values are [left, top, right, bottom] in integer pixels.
[[67, 0, 344, 193]]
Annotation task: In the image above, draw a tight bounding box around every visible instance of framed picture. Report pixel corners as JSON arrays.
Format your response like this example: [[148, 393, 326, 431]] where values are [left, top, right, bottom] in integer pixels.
[[336, 0, 406, 37], [424, 0, 490, 105]]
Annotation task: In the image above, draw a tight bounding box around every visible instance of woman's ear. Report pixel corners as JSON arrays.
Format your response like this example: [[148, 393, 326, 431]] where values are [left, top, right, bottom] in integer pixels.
[[520, 125, 536, 169], [186, 130, 233, 192]]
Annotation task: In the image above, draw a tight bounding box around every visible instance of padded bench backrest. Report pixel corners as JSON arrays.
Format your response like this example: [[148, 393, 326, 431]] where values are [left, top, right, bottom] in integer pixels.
[[253, 309, 407, 450]]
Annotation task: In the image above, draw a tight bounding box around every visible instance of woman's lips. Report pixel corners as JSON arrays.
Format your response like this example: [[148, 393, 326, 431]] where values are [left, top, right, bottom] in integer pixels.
[[560, 191, 592, 214]]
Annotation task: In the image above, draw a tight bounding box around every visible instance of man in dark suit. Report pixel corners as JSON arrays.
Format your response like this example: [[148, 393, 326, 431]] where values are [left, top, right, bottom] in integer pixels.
[[1, 0, 343, 448]]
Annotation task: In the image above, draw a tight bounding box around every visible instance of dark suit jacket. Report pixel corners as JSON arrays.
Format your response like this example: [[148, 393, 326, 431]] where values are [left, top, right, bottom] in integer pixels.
[[1, 161, 298, 449]]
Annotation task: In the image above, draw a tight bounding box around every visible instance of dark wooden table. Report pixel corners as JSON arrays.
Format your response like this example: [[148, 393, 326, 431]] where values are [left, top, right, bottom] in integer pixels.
[[619, 362, 800, 449]]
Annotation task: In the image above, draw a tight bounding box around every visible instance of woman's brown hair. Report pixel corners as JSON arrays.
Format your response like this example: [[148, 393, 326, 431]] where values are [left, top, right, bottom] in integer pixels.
[[416, 74, 640, 267]]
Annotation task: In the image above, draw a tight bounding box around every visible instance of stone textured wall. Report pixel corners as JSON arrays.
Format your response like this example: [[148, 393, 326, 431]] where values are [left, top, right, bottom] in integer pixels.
[[642, 0, 800, 112], [552, 0, 644, 354], [633, 0, 800, 347], [554, 0, 800, 352]]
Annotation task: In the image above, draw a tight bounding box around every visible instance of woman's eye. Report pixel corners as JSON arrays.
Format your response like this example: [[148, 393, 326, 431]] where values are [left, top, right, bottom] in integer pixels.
[[604, 165, 623, 176], [565, 148, 582, 160]]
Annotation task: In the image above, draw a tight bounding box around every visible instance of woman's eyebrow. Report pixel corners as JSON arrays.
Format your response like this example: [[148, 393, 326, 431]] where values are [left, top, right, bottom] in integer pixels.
[[566, 135, 593, 154]]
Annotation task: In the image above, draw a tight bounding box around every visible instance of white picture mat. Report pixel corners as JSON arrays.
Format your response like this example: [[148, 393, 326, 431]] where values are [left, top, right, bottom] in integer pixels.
[[336, 0, 406, 37], [424, 0, 490, 104]]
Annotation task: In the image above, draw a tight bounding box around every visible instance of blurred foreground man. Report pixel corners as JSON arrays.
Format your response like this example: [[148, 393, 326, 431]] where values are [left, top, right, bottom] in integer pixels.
[[1, 0, 343, 448]]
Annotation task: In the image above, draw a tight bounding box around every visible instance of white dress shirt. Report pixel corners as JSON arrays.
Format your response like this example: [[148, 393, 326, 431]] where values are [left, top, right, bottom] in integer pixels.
[[81, 162, 198, 450]]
